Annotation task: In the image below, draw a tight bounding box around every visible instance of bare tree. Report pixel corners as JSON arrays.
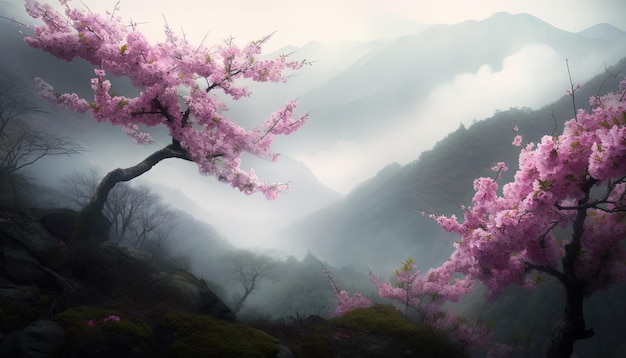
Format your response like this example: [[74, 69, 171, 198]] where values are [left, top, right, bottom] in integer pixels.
[[105, 184, 158, 242], [226, 249, 282, 314], [144, 223, 178, 263], [0, 75, 83, 206], [130, 201, 177, 250], [60, 168, 100, 209], [0, 120, 83, 175], [61, 170, 177, 248], [0, 75, 42, 137]]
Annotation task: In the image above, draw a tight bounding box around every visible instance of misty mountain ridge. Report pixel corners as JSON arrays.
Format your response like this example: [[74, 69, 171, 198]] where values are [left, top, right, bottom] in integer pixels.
[[1, 5, 624, 255], [283, 11, 626, 152], [277, 57, 626, 273]]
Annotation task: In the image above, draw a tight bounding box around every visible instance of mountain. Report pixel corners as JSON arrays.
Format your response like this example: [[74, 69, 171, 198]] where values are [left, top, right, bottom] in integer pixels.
[[2, 6, 625, 254], [277, 12, 626, 152], [578, 23, 626, 40], [276, 57, 626, 274]]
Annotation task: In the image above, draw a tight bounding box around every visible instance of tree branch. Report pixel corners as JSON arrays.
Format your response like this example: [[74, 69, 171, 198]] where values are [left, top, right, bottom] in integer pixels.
[[520, 259, 565, 283], [75, 143, 191, 241]]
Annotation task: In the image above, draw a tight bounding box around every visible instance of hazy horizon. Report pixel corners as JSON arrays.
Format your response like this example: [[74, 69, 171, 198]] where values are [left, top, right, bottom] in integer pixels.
[[1, 0, 625, 255]]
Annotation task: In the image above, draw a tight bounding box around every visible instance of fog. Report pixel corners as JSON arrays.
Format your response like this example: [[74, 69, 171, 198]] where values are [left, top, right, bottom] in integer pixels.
[[2, 1, 624, 257], [2, 2, 626, 355]]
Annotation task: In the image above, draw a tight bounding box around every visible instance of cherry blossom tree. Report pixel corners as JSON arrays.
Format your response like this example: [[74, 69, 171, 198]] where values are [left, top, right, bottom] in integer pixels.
[[320, 261, 371, 316], [427, 77, 626, 357], [369, 257, 491, 350], [18, 0, 308, 240]]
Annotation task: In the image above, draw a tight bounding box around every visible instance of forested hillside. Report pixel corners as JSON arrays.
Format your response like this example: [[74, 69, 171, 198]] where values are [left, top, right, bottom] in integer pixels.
[[280, 57, 626, 273]]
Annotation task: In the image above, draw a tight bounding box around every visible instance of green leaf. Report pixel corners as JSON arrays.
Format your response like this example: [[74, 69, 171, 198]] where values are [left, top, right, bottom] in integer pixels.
[[538, 179, 553, 191], [611, 116, 622, 127], [116, 99, 128, 109]]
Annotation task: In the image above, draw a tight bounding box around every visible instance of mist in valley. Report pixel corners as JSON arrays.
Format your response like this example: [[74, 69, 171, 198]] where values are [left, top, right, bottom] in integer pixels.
[[2, 1, 626, 356]]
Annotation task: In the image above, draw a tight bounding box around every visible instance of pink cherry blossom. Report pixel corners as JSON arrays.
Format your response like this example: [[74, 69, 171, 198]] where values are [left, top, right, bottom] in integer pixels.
[[322, 267, 371, 316], [103, 315, 121, 322], [431, 77, 626, 354], [21, 0, 310, 200]]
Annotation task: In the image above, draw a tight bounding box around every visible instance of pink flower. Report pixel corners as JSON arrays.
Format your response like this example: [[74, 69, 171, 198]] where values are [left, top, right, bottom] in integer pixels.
[[22, 0, 310, 200], [103, 315, 121, 322], [87, 320, 95, 326]]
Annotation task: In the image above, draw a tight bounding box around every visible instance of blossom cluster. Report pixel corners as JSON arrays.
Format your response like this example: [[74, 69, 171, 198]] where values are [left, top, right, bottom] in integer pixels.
[[432, 77, 626, 296], [323, 268, 371, 316], [87, 315, 121, 326], [23, 0, 309, 199], [369, 258, 490, 349]]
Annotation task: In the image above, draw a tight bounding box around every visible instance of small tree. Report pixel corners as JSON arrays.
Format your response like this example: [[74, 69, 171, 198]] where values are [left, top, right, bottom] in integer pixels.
[[369, 257, 491, 350], [18, 0, 309, 240], [61, 169, 177, 248], [104, 183, 156, 242], [226, 249, 282, 314], [129, 200, 176, 251]]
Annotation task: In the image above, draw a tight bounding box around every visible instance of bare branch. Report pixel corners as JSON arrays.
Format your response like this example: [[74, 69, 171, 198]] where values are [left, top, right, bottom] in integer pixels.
[[520, 258, 565, 283]]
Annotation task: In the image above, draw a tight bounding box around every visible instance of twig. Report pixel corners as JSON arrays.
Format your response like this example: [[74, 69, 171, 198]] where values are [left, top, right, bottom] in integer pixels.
[[566, 59, 577, 120]]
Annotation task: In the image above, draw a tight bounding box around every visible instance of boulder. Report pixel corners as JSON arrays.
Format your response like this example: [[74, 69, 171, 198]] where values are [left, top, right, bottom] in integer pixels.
[[39, 208, 110, 244], [152, 269, 235, 321], [0, 285, 39, 303], [0, 320, 65, 358], [0, 244, 48, 283], [0, 210, 57, 258], [70, 241, 235, 320]]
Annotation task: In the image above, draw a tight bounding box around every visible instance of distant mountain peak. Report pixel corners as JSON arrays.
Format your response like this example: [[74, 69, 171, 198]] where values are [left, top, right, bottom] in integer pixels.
[[578, 23, 626, 40]]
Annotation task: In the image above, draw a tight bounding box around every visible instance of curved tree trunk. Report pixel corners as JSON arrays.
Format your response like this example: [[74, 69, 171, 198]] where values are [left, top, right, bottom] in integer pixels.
[[72, 143, 191, 242]]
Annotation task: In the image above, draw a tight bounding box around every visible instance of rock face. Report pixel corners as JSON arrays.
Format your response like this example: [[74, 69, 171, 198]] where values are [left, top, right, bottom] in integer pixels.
[[0, 320, 65, 358], [152, 269, 235, 320], [0, 210, 58, 258], [0, 207, 241, 355]]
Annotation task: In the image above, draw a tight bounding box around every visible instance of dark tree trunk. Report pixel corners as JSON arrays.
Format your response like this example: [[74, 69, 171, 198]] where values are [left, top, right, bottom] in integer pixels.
[[72, 143, 191, 242], [232, 288, 253, 314], [546, 284, 594, 358], [546, 178, 595, 357]]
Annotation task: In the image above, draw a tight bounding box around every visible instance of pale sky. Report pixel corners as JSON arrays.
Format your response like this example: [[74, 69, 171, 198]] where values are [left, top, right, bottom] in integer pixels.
[[4, 0, 626, 250], [11, 0, 626, 52], [6, 0, 626, 195]]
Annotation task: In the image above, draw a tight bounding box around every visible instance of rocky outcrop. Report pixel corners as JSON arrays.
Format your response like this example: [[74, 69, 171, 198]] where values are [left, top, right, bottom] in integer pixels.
[[152, 269, 235, 320], [0, 320, 65, 358], [0, 210, 59, 258], [0, 207, 248, 356]]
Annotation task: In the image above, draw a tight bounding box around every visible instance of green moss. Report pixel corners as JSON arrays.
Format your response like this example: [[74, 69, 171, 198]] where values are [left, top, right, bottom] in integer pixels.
[[333, 305, 468, 357], [160, 312, 279, 358], [55, 306, 152, 357], [0, 297, 40, 333], [334, 304, 419, 338]]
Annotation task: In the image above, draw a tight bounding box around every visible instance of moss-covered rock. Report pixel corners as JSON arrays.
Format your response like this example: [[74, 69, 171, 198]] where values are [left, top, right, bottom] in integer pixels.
[[0, 296, 42, 333], [55, 306, 152, 357], [328, 305, 468, 358], [159, 311, 280, 358]]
